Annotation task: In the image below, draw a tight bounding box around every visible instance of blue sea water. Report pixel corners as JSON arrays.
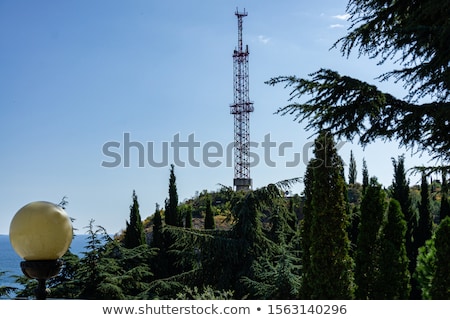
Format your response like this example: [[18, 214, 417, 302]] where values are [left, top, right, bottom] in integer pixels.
[[0, 234, 91, 298]]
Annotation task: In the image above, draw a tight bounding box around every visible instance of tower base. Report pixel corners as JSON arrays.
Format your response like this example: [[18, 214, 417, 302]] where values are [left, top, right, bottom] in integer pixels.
[[234, 178, 252, 191]]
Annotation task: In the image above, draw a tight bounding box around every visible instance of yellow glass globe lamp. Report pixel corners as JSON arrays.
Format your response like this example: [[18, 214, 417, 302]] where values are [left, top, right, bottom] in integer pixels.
[[9, 201, 73, 299], [10, 201, 73, 260]]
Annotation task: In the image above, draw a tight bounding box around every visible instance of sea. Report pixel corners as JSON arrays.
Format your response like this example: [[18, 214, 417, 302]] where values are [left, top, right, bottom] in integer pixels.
[[0, 234, 91, 299]]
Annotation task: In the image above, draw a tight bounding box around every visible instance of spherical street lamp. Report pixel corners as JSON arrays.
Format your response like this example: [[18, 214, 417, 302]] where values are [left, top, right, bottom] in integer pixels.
[[9, 201, 73, 299]]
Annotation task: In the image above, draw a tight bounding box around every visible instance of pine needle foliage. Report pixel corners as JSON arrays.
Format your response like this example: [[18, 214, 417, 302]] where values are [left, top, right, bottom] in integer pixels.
[[267, 0, 450, 163]]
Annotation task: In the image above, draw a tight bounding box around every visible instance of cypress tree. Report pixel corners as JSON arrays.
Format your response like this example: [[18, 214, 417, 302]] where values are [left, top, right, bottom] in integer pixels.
[[348, 150, 357, 185], [362, 158, 369, 194], [391, 155, 418, 297], [150, 203, 163, 249], [123, 190, 145, 249], [430, 216, 450, 299], [415, 237, 436, 300], [204, 195, 215, 230], [184, 205, 193, 229], [373, 199, 411, 299], [439, 172, 450, 221], [299, 161, 315, 298], [355, 177, 385, 299], [308, 131, 354, 299], [415, 173, 433, 250], [150, 203, 169, 279], [165, 164, 180, 226]]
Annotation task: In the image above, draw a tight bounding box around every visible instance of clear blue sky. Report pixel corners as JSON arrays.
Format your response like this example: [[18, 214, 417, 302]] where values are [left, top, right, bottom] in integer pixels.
[[0, 0, 435, 235]]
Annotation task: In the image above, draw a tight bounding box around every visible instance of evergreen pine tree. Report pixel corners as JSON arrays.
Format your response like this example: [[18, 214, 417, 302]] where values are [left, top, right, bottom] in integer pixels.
[[430, 216, 450, 299], [362, 158, 369, 193], [391, 155, 418, 297], [348, 150, 357, 185], [355, 177, 385, 299], [373, 199, 411, 299], [308, 131, 354, 299], [204, 195, 215, 230], [165, 164, 180, 227], [439, 172, 450, 221], [123, 190, 145, 249]]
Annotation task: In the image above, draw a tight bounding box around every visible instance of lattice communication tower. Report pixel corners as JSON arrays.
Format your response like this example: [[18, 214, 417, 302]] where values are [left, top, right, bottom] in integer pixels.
[[230, 8, 254, 191]]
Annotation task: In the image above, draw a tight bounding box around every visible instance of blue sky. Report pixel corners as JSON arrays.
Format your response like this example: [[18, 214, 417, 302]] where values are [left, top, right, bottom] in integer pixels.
[[0, 0, 435, 235]]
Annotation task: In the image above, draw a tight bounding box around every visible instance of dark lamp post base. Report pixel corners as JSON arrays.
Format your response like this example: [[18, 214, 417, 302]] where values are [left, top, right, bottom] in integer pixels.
[[20, 259, 63, 300]]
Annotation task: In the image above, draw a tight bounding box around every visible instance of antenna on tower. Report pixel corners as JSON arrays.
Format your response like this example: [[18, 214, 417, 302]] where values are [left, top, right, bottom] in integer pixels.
[[230, 8, 254, 191]]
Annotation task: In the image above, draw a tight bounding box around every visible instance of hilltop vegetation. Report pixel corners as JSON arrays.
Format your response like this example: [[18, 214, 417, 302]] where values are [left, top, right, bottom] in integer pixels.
[[2, 132, 449, 300]]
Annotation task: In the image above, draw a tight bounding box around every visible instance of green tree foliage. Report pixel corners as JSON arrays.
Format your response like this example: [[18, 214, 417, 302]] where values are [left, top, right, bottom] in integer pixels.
[[440, 172, 450, 221], [348, 150, 357, 185], [340, 0, 450, 102], [175, 286, 234, 300], [46, 249, 81, 299], [307, 131, 354, 299], [241, 246, 301, 299], [149, 203, 169, 280], [430, 216, 450, 299], [123, 190, 145, 249], [204, 195, 215, 230], [75, 220, 124, 299], [0, 272, 18, 298], [373, 199, 411, 299], [299, 160, 315, 298], [181, 204, 193, 228], [391, 155, 419, 297], [415, 237, 437, 300], [355, 177, 385, 299], [243, 187, 301, 299], [151, 203, 163, 249], [415, 173, 433, 250], [362, 158, 369, 193], [165, 164, 181, 227], [267, 0, 450, 163]]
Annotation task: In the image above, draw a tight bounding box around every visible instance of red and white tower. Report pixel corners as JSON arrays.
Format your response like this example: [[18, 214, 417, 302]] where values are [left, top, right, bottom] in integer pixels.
[[230, 8, 254, 191]]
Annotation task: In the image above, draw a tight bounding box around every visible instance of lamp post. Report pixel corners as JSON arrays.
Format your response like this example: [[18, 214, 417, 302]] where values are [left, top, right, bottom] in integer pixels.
[[9, 201, 73, 300]]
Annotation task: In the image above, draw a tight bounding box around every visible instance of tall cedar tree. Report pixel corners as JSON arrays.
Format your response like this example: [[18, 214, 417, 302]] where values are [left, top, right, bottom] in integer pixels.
[[373, 199, 411, 299], [430, 216, 450, 299], [348, 150, 357, 184], [204, 195, 215, 230], [308, 131, 354, 299], [355, 177, 385, 299], [242, 190, 302, 299], [123, 190, 145, 249], [440, 172, 450, 221], [268, 0, 450, 164], [165, 164, 181, 227], [415, 174, 433, 250], [391, 155, 419, 298]]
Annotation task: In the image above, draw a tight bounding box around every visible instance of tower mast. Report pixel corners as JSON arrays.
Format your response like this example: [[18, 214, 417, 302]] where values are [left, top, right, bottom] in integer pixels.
[[230, 8, 254, 191]]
